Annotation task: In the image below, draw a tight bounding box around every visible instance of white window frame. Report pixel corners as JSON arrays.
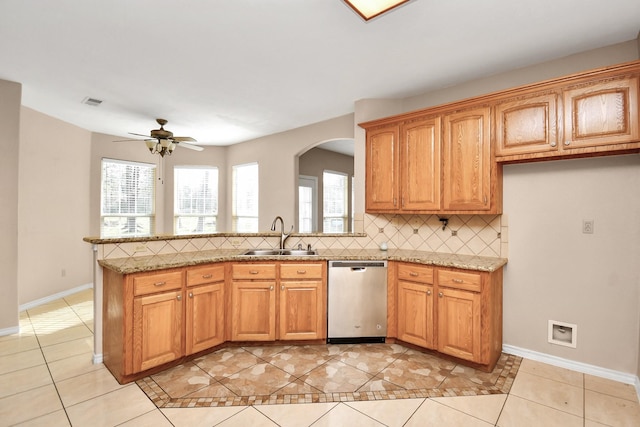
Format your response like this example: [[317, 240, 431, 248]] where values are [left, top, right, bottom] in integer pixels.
[[323, 170, 349, 233], [100, 158, 156, 237], [174, 166, 218, 235], [232, 162, 259, 232], [298, 175, 318, 233]]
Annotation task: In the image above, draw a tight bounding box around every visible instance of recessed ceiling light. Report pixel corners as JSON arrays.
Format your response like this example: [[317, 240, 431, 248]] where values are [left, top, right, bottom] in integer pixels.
[[82, 96, 103, 107], [343, 0, 410, 21]]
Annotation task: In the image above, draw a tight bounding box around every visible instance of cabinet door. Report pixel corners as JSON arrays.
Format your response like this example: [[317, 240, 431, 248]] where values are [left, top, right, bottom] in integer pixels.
[[231, 281, 276, 341], [563, 76, 639, 149], [279, 280, 323, 340], [366, 124, 400, 211], [495, 93, 559, 156], [133, 290, 183, 372], [437, 287, 481, 362], [401, 117, 441, 211], [186, 282, 224, 355], [442, 107, 492, 211], [397, 280, 434, 348]]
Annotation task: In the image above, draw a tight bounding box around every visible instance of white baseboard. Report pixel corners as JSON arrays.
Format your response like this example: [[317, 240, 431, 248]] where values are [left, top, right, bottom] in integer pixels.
[[19, 283, 93, 312], [503, 344, 640, 401], [93, 353, 103, 364], [0, 326, 19, 337]]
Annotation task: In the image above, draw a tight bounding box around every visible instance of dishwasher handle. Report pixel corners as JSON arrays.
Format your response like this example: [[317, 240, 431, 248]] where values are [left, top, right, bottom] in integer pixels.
[[329, 260, 387, 268]]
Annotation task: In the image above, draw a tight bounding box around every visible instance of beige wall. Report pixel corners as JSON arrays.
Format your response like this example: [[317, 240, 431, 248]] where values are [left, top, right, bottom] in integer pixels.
[[299, 147, 354, 233], [17, 108, 93, 304], [224, 114, 355, 232], [0, 79, 21, 331]]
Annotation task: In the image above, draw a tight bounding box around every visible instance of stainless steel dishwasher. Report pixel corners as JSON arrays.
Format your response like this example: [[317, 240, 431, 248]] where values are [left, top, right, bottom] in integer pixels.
[[327, 260, 388, 344]]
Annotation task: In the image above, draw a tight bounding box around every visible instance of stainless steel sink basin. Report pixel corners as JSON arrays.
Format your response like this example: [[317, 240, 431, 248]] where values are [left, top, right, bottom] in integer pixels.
[[241, 248, 318, 256]]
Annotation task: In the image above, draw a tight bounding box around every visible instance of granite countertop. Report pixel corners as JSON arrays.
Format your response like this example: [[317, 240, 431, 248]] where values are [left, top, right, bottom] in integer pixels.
[[98, 248, 507, 274]]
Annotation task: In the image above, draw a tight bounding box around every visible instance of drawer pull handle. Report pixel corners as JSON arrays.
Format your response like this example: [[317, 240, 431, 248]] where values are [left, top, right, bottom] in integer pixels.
[[188, 292, 193, 298], [249, 270, 259, 274], [154, 281, 166, 287], [297, 270, 307, 274], [452, 278, 464, 284], [202, 274, 213, 279], [409, 272, 419, 277]]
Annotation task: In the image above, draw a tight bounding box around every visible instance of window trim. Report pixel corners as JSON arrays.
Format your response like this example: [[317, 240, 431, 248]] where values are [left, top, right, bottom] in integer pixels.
[[174, 165, 219, 235]]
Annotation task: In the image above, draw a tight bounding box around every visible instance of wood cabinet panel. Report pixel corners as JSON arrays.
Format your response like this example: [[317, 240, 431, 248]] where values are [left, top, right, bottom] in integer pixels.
[[186, 282, 224, 355], [133, 271, 182, 296], [397, 263, 433, 283], [365, 124, 400, 211], [436, 286, 481, 362], [279, 280, 323, 340], [280, 263, 323, 279], [401, 117, 441, 210], [443, 107, 492, 211], [397, 280, 434, 348], [232, 263, 277, 280], [133, 290, 183, 372], [231, 281, 276, 341], [187, 264, 225, 287], [438, 269, 482, 293], [563, 75, 639, 149], [495, 93, 559, 156]]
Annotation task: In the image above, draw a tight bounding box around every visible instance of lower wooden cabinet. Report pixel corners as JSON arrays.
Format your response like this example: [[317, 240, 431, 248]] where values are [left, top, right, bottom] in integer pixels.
[[230, 261, 326, 342], [394, 262, 503, 371], [186, 264, 225, 355]]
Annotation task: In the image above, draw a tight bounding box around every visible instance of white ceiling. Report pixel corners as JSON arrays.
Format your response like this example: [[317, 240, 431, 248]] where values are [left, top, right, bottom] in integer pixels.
[[1, 0, 639, 147]]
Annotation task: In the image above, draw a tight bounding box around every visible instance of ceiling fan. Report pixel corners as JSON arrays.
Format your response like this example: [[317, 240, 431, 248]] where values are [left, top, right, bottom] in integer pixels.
[[116, 118, 203, 157]]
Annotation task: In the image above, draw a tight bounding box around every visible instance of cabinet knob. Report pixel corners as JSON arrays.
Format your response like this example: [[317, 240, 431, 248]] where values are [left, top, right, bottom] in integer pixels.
[[202, 274, 212, 279], [483, 195, 488, 205], [177, 294, 182, 301], [281, 285, 285, 291], [189, 292, 193, 298], [564, 140, 571, 146], [427, 290, 432, 296], [438, 292, 443, 298], [154, 281, 166, 287], [270, 285, 274, 291], [550, 141, 557, 147]]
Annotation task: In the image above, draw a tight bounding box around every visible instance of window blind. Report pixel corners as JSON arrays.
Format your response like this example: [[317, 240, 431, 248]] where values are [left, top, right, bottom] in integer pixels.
[[174, 166, 218, 234]]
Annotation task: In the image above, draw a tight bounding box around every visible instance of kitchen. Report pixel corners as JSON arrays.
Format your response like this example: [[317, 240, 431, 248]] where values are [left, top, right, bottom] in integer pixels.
[[1, 1, 640, 425]]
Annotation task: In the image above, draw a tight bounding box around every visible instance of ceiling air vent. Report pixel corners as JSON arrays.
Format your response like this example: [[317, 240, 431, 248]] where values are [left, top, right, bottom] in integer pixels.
[[82, 96, 103, 107]]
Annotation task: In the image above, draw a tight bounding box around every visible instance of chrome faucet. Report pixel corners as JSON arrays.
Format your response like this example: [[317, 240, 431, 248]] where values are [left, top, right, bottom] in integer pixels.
[[271, 216, 293, 250]]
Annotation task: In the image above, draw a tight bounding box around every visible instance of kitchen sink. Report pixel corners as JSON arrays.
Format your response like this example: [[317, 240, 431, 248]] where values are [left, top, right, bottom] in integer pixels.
[[241, 248, 318, 256]]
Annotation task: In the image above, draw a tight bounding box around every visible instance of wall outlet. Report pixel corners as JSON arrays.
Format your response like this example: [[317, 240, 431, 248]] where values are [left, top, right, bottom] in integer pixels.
[[134, 244, 148, 252], [582, 219, 594, 234], [230, 239, 242, 247]]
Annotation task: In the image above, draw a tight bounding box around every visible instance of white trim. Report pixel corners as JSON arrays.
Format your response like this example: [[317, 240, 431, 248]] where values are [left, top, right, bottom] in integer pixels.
[[19, 283, 94, 312], [503, 344, 640, 401], [0, 326, 19, 337], [93, 353, 104, 364]]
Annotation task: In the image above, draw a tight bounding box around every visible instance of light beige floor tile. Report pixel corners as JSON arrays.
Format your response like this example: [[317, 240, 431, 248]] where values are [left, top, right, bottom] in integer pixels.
[[47, 352, 103, 382], [26, 299, 70, 315], [216, 406, 279, 427], [345, 398, 424, 427], [497, 395, 583, 427], [585, 374, 639, 402], [14, 409, 70, 426], [40, 336, 93, 363], [30, 312, 84, 334], [161, 406, 245, 427], [65, 383, 156, 427], [64, 289, 94, 306], [585, 389, 640, 426], [0, 363, 52, 398], [256, 402, 338, 427], [518, 358, 584, 387], [56, 365, 123, 407], [36, 324, 93, 347], [509, 370, 583, 417], [313, 403, 386, 427], [0, 348, 45, 375], [431, 394, 507, 424], [118, 409, 173, 426], [0, 335, 39, 356], [0, 384, 63, 425], [405, 399, 493, 427], [584, 420, 610, 426]]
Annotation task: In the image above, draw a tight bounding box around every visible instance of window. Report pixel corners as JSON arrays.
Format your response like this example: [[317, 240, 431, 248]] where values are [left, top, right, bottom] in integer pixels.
[[232, 162, 259, 232], [323, 170, 348, 233], [174, 166, 218, 235], [101, 158, 155, 237], [298, 175, 318, 233]]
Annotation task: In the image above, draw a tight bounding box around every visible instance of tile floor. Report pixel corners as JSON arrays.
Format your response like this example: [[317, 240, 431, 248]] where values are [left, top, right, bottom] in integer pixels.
[[0, 288, 638, 426]]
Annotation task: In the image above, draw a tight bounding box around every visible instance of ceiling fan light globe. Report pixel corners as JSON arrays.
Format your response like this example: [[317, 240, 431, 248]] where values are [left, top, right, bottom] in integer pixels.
[[160, 138, 170, 148]]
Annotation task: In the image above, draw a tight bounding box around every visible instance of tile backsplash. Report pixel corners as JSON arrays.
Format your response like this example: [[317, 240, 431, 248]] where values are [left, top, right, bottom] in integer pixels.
[[99, 213, 507, 260]]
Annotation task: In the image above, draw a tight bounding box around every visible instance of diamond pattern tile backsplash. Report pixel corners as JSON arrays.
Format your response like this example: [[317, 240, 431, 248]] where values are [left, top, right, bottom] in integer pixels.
[[100, 214, 507, 260]]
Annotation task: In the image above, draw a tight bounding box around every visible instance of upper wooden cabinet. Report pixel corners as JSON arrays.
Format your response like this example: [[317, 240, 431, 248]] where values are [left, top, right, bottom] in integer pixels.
[[365, 124, 400, 211], [401, 117, 441, 211], [562, 75, 639, 150], [442, 107, 493, 211]]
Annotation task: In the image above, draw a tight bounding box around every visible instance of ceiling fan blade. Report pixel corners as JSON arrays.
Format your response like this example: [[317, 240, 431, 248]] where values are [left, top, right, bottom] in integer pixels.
[[172, 136, 197, 142], [129, 132, 153, 138], [113, 138, 146, 143], [177, 142, 204, 151]]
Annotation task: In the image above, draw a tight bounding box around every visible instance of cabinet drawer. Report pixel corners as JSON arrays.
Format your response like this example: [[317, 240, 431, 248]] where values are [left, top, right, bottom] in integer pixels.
[[187, 264, 225, 287], [438, 269, 482, 292], [397, 264, 433, 284], [280, 263, 323, 279], [133, 271, 183, 296], [232, 263, 277, 280]]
